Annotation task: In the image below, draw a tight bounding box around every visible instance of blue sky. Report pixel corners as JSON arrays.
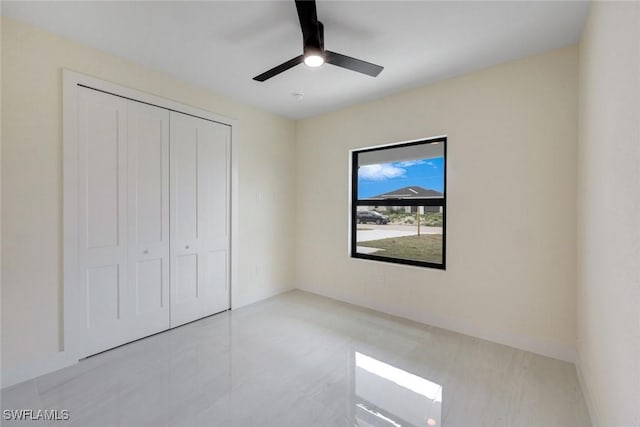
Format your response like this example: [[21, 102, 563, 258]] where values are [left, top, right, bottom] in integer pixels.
[[358, 157, 445, 199]]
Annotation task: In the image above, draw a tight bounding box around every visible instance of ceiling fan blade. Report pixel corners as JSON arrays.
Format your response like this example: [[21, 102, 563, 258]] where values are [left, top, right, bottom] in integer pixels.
[[253, 55, 304, 82], [295, 0, 321, 50], [325, 51, 384, 77]]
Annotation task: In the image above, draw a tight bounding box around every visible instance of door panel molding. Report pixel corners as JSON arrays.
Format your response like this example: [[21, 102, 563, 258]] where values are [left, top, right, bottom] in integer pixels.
[[125, 101, 171, 345], [169, 112, 231, 327]]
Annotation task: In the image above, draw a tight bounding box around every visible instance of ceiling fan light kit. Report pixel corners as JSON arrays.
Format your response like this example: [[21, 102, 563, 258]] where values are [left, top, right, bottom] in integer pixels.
[[303, 46, 325, 67], [303, 54, 324, 67], [253, 0, 383, 82]]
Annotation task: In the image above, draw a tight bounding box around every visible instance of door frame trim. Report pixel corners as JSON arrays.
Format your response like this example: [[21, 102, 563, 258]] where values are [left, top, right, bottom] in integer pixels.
[[62, 69, 238, 364]]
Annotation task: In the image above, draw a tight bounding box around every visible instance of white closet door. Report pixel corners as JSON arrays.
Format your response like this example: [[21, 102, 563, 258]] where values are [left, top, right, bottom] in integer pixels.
[[77, 88, 130, 357], [126, 101, 170, 339], [77, 88, 171, 358], [170, 112, 230, 327]]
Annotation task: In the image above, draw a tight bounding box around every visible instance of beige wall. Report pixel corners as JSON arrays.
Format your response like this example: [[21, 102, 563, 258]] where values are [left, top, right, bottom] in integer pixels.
[[295, 46, 579, 361], [577, 2, 640, 425], [11, 12, 640, 418], [1, 17, 296, 371]]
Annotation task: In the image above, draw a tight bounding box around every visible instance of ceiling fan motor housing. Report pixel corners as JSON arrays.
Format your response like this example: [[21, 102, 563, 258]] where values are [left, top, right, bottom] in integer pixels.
[[304, 21, 325, 59], [252, 0, 383, 81]]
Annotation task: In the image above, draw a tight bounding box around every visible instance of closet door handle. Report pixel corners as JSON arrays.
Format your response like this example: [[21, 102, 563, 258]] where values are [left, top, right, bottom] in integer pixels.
[[185, 245, 190, 250], [143, 250, 149, 255]]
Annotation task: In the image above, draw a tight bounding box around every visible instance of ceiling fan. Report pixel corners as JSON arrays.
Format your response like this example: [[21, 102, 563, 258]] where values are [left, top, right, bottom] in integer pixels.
[[253, 0, 384, 82]]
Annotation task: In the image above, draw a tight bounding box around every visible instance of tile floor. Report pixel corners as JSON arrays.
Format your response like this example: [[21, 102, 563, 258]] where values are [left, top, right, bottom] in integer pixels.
[[1, 290, 591, 426]]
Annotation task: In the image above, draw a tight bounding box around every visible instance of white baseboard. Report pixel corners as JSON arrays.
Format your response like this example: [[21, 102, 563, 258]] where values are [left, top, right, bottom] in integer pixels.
[[575, 358, 601, 427], [1, 351, 77, 389], [232, 285, 295, 310], [1, 285, 293, 389], [2, 285, 575, 390], [298, 285, 577, 363]]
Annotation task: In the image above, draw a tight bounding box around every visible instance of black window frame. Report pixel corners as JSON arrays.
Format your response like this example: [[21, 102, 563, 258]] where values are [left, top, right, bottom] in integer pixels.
[[351, 136, 447, 269]]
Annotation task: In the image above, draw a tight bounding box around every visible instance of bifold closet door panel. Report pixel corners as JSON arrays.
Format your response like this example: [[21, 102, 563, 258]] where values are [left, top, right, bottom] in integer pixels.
[[77, 87, 171, 358], [170, 112, 230, 328], [126, 101, 170, 339], [77, 88, 130, 357]]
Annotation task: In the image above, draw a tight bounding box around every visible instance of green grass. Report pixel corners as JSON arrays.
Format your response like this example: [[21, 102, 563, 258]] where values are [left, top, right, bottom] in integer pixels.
[[358, 234, 443, 264]]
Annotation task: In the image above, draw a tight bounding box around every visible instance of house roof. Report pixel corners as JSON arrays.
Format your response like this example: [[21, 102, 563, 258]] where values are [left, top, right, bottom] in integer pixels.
[[369, 186, 443, 199]]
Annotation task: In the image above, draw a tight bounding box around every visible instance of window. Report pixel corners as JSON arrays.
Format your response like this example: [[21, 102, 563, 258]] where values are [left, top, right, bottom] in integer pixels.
[[351, 137, 446, 269]]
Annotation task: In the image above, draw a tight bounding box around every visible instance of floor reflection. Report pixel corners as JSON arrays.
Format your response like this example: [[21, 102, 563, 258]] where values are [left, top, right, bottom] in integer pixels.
[[1, 291, 590, 426], [354, 352, 442, 427]]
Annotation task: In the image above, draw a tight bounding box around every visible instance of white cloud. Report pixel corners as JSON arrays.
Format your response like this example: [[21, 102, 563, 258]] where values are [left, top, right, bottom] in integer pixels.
[[396, 159, 426, 167], [425, 161, 437, 168], [358, 164, 406, 181]]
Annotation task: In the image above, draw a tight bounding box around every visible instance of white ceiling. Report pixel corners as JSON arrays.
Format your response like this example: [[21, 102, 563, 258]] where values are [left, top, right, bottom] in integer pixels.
[[2, 1, 589, 119]]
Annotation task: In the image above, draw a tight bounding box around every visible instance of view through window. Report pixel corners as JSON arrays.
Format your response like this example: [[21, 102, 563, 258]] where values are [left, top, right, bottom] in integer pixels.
[[351, 137, 446, 269]]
